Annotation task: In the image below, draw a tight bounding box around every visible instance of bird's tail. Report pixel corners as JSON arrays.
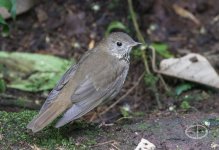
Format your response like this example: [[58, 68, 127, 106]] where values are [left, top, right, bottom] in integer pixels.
[[27, 101, 69, 133]]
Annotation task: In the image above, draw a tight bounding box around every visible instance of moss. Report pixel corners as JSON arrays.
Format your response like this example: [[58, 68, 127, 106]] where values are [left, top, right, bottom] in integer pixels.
[[0, 111, 100, 149], [209, 128, 219, 140], [122, 122, 151, 131], [136, 122, 151, 130]]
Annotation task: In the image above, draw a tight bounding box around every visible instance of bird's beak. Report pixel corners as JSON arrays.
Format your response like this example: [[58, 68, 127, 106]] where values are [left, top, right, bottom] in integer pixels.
[[132, 41, 142, 47]]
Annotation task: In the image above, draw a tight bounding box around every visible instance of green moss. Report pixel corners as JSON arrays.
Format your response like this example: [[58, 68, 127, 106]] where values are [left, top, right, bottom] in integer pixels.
[[136, 122, 151, 130], [0, 111, 100, 149], [209, 128, 219, 140], [122, 122, 151, 131]]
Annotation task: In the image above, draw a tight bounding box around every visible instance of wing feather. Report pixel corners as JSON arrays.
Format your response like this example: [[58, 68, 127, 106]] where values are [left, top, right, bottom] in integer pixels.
[[39, 64, 77, 113], [55, 65, 129, 127], [39, 49, 97, 113]]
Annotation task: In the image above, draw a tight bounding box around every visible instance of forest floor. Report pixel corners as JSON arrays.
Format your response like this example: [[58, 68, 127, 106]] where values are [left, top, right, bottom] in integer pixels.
[[0, 0, 219, 149]]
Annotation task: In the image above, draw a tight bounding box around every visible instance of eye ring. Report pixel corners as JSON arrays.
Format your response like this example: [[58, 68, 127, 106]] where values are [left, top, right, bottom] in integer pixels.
[[116, 42, 122, 47]]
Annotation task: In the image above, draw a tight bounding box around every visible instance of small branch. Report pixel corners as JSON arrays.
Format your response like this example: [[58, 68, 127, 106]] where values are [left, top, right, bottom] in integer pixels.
[[150, 46, 159, 73], [128, 0, 163, 108], [150, 46, 170, 92], [127, 0, 151, 74], [127, 0, 171, 108], [154, 88, 162, 109], [90, 140, 119, 149], [0, 94, 41, 110], [100, 72, 144, 116]]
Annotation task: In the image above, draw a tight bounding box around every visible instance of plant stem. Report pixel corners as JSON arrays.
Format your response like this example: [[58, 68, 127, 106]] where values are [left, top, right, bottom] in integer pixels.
[[128, 0, 163, 108], [127, 0, 150, 74]]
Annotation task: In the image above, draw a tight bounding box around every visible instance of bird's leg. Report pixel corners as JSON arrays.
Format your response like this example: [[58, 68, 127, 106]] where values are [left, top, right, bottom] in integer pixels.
[[91, 108, 114, 127]]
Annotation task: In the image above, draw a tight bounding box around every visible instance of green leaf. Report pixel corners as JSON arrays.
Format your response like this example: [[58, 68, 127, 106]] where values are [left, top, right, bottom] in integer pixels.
[[0, 0, 16, 20], [0, 15, 9, 37], [1, 24, 10, 37], [0, 78, 6, 93], [105, 21, 129, 36], [0, 51, 74, 92], [0, 0, 16, 36], [175, 83, 194, 96], [132, 111, 145, 117], [9, 0, 16, 19], [180, 101, 191, 110], [152, 43, 173, 58], [0, 0, 12, 11], [0, 15, 7, 25], [120, 105, 131, 118], [144, 73, 159, 87], [203, 118, 219, 128]]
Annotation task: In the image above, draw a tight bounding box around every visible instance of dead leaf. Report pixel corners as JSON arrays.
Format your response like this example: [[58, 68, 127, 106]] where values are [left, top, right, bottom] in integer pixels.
[[135, 138, 156, 150], [35, 7, 48, 22], [211, 142, 219, 149], [173, 4, 201, 26], [159, 53, 219, 89], [88, 39, 95, 50]]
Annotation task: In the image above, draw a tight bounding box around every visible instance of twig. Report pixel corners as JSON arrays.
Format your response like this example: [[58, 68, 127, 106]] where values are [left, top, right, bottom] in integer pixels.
[[0, 94, 41, 110], [150, 46, 159, 73], [89, 111, 97, 122], [111, 143, 121, 150], [128, 0, 164, 108], [127, 0, 150, 74], [100, 73, 144, 116], [150, 46, 170, 92], [158, 74, 170, 92], [90, 140, 119, 148]]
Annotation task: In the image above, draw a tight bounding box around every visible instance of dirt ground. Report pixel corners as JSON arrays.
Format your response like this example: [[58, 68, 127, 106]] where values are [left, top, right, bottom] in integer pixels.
[[0, 0, 219, 149]]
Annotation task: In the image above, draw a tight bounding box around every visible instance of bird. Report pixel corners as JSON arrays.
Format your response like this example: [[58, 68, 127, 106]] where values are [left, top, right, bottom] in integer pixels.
[[27, 32, 140, 132]]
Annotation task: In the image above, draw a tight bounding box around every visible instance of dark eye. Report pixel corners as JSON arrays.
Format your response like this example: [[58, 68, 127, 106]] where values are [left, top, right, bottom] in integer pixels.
[[116, 42, 122, 47]]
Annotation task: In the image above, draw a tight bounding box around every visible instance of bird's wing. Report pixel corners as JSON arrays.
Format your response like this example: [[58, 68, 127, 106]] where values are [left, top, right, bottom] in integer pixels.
[[38, 64, 77, 113], [27, 50, 97, 132], [39, 50, 94, 113], [55, 63, 129, 128]]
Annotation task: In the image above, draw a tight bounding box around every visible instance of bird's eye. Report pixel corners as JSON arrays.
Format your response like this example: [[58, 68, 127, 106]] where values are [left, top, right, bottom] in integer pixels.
[[116, 42, 122, 47]]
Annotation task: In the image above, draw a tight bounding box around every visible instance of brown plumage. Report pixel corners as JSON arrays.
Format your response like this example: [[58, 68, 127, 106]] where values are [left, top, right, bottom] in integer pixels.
[[27, 32, 139, 132]]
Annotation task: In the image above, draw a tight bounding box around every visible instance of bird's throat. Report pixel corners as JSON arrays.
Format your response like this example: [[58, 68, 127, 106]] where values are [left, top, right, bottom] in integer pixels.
[[111, 52, 130, 63]]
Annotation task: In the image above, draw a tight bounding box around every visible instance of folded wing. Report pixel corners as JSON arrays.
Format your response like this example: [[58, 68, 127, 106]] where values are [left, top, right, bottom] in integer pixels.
[[55, 65, 128, 128]]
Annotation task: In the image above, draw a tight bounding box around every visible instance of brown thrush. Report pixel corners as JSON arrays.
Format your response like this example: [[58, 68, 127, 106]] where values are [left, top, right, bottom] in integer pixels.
[[27, 32, 140, 132]]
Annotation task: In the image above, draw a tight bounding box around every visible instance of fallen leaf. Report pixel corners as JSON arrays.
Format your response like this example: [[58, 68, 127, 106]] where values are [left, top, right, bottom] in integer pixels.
[[135, 138, 156, 150], [105, 21, 129, 36], [173, 4, 201, 26], [211, 142, 219, 149], [159, 53, 219, 89], [35, 7, 48, 22], [88, 39, 95, 50], [0, 51, 73, 92]]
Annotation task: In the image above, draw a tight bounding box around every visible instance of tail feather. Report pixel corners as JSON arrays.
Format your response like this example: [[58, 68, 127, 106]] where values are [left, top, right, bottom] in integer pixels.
[[27, 101, 69, 133]]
